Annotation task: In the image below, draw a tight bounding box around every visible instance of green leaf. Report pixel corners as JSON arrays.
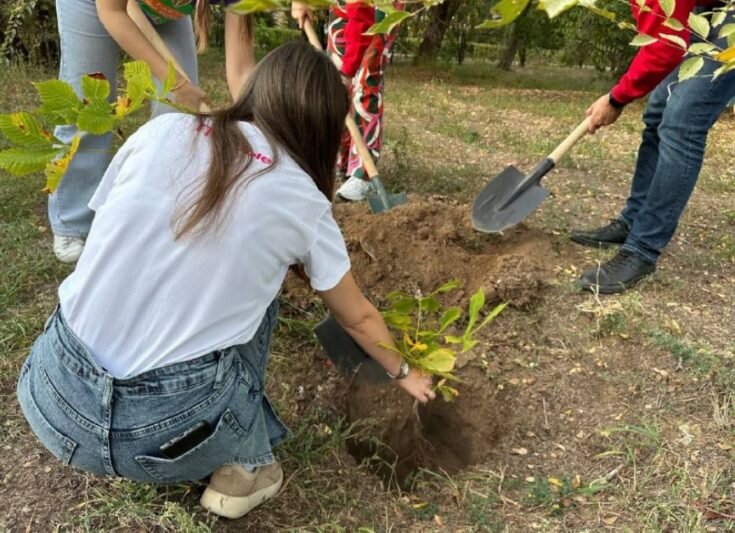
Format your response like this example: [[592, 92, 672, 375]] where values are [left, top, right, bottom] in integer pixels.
[[475, 302, 508, 332], [365, 11, 412, 35], [444, 335, 464, 344], [124, 61, 157, 105], [225, 0, 286, 14], [688, 13, 710, 38], [162, 60, 177, 96], [713, 60, 735, 78], [477, 0, 531, 28], [436, 384, 459, 402], [383, 311, 412, 330], [0, 112, 54, 147], [34, 80, 82, 125], [630, 33, 658, 46], [664, 17, 684, 31], [81, 74, 111, 102], [537, 0, 577, 19], [433, 279, 462, 294], [466, 288, 485, 332], [77, 100, 115, 135], [391, 297, 417, 314], [43, 135, 81, 193], [419, 349, 455, 374], [660, 33, 687, 49], [461, 338, 479, 352], [439, 307, 462, 332], [711, 11, 726, 27], [659, 0, 675, 18], [688, 42, 717, 55], [678, 56, 704, 81], [0, 146, 64, 176], [420, 296, 439, 313], [719, 23, 735, 39], [386, 290, 410, 301]]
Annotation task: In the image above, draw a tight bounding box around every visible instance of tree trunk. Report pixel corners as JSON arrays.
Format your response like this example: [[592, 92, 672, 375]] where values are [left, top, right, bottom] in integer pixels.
[[414, 0, 461, 65], [498, 23, 522, 71]]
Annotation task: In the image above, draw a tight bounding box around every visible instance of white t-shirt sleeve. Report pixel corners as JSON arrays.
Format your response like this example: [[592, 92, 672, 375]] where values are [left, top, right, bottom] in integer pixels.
[[301, 207, 351, 291]]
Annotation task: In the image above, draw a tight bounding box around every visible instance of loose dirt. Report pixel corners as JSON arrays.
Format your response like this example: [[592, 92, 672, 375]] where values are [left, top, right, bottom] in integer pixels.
[[286, 197, 563, 486]]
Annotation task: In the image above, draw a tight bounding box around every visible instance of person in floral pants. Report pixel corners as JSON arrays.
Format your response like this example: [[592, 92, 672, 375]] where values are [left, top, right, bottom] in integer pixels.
[[327, 0, 402, 201]]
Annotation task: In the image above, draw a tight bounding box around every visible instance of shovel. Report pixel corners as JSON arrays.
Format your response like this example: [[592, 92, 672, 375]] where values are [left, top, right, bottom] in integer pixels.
[[126, 0, 211, 112], [314, 315, 390, 384], [472, 118, 590, 233], [303, 20, 407, 214]]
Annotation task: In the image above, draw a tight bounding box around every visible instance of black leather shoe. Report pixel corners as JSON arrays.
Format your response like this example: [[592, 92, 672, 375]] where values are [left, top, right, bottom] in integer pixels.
[[579, 250, 655, 294], [570, 220, 629, 248]]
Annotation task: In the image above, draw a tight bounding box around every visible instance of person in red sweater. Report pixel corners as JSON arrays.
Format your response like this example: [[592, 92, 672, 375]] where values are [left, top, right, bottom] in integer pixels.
[[571, 0, 735, 293], [327, 0, 403, 201]]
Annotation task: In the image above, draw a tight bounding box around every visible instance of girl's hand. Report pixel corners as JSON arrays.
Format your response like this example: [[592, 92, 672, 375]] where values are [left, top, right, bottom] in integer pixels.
[[394, 369, 436, 404], [172, 80, 211, 111], [291, 1, 312, 29]]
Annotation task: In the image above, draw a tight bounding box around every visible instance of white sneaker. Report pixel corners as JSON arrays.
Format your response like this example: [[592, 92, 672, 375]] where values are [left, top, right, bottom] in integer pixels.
[[53, 235, 84, 263], [200, 462, 283, 519], [336, 176, 373, 202]]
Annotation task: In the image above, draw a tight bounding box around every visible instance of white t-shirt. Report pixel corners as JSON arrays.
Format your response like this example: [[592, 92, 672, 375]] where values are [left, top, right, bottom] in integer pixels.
[[59, 113, 351, 379]]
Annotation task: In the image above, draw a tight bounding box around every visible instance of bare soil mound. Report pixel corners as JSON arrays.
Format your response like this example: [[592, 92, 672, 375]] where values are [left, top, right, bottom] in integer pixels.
[[285, 197, 561, 486]]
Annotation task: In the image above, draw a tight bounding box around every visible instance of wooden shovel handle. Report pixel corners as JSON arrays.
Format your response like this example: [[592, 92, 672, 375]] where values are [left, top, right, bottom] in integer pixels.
[[303, 20, 380, 181], [126, 0, 211, 113], [548, 117, 590, 163]]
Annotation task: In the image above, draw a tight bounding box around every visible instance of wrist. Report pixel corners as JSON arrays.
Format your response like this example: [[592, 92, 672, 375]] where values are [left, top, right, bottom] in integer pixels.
[[608, 93, 626, 109], [386, 359, 410, 380], [172, 77, 188, 92]]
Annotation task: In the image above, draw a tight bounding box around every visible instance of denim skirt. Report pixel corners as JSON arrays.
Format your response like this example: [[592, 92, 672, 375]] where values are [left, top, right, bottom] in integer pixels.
[[16, 301, 289, 484]]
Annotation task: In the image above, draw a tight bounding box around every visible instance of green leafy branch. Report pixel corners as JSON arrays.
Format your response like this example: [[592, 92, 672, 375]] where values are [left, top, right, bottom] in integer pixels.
[[380, 280, 506, 401], [0, 60, 180, 192]]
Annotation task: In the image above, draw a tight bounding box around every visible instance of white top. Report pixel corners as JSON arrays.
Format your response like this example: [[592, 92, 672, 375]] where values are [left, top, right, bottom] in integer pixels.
[[59, 113, 351, 379]]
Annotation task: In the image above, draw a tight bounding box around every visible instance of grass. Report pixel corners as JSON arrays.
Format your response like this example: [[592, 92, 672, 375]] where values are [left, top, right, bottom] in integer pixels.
[[2, 50, 735, 532]]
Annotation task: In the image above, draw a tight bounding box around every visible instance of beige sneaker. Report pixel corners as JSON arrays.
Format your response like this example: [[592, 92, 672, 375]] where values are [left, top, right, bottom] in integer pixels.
[[200, 462, 283, 519]]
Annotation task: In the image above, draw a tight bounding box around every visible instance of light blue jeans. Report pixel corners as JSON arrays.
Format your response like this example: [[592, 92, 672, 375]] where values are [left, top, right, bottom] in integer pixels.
[[619, 10, 735, 264], [50, 0, 199, 238], [17, 301, 287, 483]]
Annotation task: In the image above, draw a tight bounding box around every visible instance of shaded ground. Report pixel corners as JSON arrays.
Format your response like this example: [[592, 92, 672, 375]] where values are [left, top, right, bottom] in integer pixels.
[[1, 56, 734, 532]]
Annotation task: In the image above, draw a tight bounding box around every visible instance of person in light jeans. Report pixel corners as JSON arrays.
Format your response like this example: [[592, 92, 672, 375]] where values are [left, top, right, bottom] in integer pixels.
[[50, 0, 311, 262], [18, 42, 435, 520], [571, 5, 735, 293]]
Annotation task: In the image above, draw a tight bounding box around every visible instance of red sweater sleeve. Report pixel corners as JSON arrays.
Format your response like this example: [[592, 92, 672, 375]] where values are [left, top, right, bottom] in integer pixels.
[[611, 0, 695, 104], [341, 1, 375, 78]]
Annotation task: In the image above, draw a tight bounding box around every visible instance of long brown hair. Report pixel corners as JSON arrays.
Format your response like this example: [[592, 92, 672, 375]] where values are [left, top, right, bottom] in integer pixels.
[[194, 2, 254, 53], [174, 41, 350, 238]]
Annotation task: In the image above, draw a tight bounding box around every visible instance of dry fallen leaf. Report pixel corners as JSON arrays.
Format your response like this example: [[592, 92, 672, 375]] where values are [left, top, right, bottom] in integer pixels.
[[511, 447, 529, 456]]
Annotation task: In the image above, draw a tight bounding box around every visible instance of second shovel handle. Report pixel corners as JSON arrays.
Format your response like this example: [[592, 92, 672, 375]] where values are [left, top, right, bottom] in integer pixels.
[[303, 20, 380, 181], [548, 117, 590, 163]]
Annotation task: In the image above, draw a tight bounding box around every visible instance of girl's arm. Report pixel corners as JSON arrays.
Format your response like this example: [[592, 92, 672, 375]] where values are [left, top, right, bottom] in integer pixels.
[[96, 0, 208, 110], [224, 13, 255, 101], [318, 273, 436, 403]]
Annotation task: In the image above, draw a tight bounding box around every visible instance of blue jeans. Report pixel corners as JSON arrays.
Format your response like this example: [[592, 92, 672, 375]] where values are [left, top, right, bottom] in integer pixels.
[[16, 302, 288, 484], [619, 12, 735, 264], [50, 0, 199, 238]]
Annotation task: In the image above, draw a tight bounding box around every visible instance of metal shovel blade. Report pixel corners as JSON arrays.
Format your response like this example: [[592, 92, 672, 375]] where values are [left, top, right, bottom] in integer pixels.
[[314, 315, 389, 384], [367, 192, 408, 214], [472, 165, 550, 233]]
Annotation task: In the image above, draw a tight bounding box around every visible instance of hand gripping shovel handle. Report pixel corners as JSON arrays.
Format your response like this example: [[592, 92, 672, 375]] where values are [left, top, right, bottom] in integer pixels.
[[126, 0, 211, 113], [303, 20, 394, 211]]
